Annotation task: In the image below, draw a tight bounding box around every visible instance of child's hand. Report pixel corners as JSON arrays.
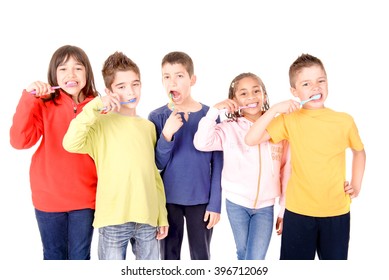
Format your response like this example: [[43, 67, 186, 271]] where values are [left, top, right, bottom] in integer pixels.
[[213, 99, 239, 112], [101, 94, 121, 113], [273, 100, 300, 114], [156, 226, 169, 240], [162, 109, 183, 141], [344, 181, 360, 199], [26, 81, 56, 97], [275, 217, 283, 235], [204, 211, 220, 229]]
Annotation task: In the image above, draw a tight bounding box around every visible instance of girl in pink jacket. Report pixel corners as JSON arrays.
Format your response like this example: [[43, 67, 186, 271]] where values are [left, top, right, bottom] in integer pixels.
[[194, 72, 290, 260]]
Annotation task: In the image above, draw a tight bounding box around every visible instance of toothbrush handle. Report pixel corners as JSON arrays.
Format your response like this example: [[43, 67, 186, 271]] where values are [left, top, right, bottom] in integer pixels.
[[30, 86, 61, 94]]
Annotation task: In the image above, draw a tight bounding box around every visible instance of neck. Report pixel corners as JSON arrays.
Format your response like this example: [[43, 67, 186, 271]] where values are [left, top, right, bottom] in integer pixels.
[[243, 112, 263, 123], [173, 97, 201, 113], [117, 107, 136, 116]]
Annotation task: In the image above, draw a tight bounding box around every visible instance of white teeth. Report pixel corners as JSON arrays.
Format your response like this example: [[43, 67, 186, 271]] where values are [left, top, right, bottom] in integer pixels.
[[67, 82, 77, 87]]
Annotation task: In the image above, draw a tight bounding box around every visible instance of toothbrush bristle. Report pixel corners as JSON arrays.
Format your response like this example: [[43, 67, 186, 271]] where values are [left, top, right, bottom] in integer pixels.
[[312, 94, 321, 100], [67, 82, 77, 87]]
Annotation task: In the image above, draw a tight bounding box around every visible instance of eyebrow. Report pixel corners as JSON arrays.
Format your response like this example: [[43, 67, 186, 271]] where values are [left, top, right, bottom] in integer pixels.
[[113, 79, 140, 87]]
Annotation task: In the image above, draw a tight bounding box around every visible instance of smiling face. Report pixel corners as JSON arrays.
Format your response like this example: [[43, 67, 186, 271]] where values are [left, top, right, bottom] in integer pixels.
[[230, 75, 268, 121], [162, 63, 196, 106], [56, 56, 87, 99], [291, 65, 328, 109]]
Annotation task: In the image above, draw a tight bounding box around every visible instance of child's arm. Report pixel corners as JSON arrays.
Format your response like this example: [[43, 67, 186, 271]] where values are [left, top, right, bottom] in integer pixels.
[[10, 90, 44, 149], [162, 109, 183, 142], [344, 148, 366, 198], [245, 100, 300, 146], [193, 107, 224, 152], [205, 149, 223, 229], [276, 140, 292, 235], [62, 97, 101, 154]]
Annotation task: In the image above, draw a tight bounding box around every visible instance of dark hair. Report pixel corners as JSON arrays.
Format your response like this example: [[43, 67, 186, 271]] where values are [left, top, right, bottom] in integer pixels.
[[102, 51, 140, 90], [45, 45, 98, 103], [161, 51, 194, 77], [289, 53, 326, 88], [226, 72, 269, 121]]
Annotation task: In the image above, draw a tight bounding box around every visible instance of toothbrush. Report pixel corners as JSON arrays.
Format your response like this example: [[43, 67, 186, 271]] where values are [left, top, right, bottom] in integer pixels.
[[169, 93, 175, 110], [99, 99, 136, 111], [300, 94, 321, 105], [220, 103, 257, 112], [30, 86, 61, 94], [30, 82, 77, 94]]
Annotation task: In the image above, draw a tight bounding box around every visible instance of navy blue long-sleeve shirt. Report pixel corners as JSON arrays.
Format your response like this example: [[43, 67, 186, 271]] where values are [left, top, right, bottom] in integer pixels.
[[148, 104, 223, 213]]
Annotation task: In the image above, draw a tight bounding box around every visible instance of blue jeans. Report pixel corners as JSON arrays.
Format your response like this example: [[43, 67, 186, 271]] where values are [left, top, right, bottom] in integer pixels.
[[35, 208, 94, 260], [226, 199, 274, 260], [98, 222, 159, 260]]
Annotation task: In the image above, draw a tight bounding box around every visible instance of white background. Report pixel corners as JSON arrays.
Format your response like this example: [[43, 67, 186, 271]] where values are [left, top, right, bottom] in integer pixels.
[[0, 0, 387, 278]]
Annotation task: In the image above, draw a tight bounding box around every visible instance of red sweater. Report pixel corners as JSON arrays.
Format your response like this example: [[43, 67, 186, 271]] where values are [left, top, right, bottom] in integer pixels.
[[10, 90, 97, 212]]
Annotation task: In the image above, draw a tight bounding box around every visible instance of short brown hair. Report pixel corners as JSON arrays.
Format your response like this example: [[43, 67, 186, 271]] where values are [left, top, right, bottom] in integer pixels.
[[289, 53, 326, 88], [102, 51, 140, 90], [161, 51, 194, 77]]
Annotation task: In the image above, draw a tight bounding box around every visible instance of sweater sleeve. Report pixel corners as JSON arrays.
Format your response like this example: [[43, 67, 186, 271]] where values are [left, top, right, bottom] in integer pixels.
[[10, 91, 43, 149], [62, 96, 102, 154], [278, 140, 291, 218], [193, 107, 224, 152], [155, 167, 169, 226], [148, 110, 174, 170], [207, 150, 223, 213]]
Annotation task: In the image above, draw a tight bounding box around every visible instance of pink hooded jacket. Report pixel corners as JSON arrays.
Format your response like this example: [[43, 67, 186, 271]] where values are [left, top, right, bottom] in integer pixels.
[[194, 107, 290, 217]]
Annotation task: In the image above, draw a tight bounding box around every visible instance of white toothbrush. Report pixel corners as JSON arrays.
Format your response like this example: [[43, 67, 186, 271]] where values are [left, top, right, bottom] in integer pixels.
[[220, 103, 257, 112], [300, 94, 321, 105]]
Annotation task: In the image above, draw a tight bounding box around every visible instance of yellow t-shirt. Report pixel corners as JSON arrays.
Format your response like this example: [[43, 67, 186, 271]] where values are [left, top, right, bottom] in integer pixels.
[[63, 97, 168, 228], [267, 108, 364, 217]]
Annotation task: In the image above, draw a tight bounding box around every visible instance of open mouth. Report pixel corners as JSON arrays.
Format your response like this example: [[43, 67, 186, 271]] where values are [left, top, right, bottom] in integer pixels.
[[169, 91, 180, 101], [66, 81, 77, 87]]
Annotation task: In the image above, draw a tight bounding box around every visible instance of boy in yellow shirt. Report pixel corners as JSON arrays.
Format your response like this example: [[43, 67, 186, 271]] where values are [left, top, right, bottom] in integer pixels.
[[63, 51, 168, 260], [245, 53, 366, 260]]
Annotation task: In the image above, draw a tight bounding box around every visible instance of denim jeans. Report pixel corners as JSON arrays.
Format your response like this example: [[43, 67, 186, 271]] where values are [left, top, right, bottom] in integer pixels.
[[226, 199, 274, 260], [98, 222, 159, 260], [35, 208, 94, 260]]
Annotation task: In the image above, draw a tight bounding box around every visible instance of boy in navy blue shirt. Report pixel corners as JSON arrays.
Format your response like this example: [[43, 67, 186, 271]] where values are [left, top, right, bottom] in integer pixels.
[[148, 51, 223, 260]]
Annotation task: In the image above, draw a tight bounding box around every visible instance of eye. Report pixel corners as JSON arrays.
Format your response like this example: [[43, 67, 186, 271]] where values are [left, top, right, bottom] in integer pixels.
[[302, 82, 309, 87], [133, 82, 140, 87]]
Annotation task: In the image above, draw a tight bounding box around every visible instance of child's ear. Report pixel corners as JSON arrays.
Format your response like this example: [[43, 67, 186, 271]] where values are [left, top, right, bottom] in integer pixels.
[[290, 87, 298, 97], [104, 88, 112, 96], [190, 75, 197, 86]]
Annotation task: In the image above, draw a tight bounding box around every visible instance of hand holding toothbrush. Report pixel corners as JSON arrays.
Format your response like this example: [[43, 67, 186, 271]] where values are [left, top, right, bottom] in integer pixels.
[[26, 81, 60, 97], [214, 99, 257, 113]]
